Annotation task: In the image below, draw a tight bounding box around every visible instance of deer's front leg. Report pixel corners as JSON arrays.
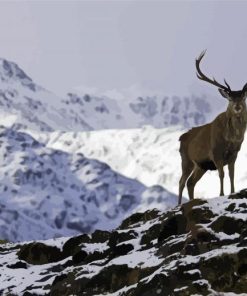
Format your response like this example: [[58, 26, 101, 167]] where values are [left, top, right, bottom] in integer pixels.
[[214, 160, 225, 196], [228, 157, 237, 193]]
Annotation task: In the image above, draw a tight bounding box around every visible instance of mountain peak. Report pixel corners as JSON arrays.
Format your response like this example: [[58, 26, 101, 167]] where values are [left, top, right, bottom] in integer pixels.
[[0, 58, 37, 91]]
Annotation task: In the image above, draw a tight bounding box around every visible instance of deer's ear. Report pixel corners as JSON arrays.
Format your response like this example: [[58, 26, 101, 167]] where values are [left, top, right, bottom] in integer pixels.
[[218, 88, 230, 99], [242, 83, 247, 100], [242, 83, 247, 99]]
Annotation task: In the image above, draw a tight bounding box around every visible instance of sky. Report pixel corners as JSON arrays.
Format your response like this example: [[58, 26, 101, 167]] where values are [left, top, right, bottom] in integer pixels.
[[0, 0, 247, 98]]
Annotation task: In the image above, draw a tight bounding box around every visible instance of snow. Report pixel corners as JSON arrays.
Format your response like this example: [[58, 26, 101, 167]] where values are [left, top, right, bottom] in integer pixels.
[[185, 269, 201, 275], [83, 242, 108, 254], [110, 247, 162, 269], [0, 190, 246, 295], [29, 125, 247, 201], [0, 246, 70, 296], [0, 55, 246, 296], [0, 57, 222, 135], [0, 126, 178, 242]]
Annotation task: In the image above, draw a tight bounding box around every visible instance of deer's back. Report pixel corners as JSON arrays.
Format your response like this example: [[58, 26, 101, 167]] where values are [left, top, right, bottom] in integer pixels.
[[179, 125, 208, 142], [179, 123, 211, 148], [179, 123, 212, 162]]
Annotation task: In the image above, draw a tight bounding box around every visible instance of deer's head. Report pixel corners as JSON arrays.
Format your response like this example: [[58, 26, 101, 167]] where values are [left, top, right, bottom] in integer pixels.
[[196, 50, 247, 116]]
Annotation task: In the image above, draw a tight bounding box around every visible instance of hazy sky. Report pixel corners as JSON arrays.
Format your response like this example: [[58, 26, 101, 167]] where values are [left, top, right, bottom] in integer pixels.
[[0, 0, 247, 97]]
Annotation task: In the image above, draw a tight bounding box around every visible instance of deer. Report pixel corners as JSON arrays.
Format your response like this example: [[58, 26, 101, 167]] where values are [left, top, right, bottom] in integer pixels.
[[178, 50, 247, 205]]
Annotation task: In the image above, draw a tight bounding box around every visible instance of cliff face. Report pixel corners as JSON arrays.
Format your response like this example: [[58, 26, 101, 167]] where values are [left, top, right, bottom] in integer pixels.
[[1, 190, 247, 295]]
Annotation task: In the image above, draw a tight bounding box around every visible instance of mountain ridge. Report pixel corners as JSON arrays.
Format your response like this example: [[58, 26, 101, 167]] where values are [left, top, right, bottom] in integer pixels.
[[0, 57, 224, 132], [0, 125, 178, 242]]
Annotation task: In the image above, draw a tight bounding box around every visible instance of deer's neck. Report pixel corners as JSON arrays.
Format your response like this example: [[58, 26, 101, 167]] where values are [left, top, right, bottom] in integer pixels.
[[225, 110, 247, 142]]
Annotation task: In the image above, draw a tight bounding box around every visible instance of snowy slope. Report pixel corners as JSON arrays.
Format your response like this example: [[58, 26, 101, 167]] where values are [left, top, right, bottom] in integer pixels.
[[64, 91, 219, 130], [0, 190, 247, 295], [0, 126, 178, 242], [0, 58, 223, 132], [30, 125, 247, 200]]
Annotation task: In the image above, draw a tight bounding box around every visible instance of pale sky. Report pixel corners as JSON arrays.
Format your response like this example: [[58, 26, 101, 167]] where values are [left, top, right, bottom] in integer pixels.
[[0, 0, 247, 97]]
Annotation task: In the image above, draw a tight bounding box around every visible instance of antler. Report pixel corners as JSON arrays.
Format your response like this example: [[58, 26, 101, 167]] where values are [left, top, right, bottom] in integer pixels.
[[196, 50, 231, 92]]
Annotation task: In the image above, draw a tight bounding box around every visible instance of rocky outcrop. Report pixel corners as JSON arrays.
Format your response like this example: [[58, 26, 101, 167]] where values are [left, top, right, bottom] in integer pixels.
[[0, 190, 247, 295]]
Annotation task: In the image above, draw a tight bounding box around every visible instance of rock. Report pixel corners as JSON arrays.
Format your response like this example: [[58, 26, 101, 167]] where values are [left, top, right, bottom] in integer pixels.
[[119, 209, 160, 229], [210, 216, 245, 235], [108, 230, 138, 247], [1, 192, 247, 295], [7, 261, 27, 269], [62, 234, 91, 257], [91, 230, 110, 243], [17, 242, 64, 264], [158, 213, 187, 243], [72, 250, 88, 264]]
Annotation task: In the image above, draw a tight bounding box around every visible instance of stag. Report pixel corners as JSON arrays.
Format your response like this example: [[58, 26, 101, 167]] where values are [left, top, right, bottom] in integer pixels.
[[178, 50, 247, 205]]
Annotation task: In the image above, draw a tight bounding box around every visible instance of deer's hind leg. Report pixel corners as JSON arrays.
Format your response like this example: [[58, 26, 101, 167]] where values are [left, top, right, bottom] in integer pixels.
[[187, 165, 206, 200], [178, 159, 193, 205]]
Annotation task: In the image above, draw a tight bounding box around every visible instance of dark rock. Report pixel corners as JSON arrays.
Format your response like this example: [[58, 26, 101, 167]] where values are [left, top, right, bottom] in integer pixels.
[[200, 253, 239, 291], [119, 209, 160, 229], [133, 273, 174, 296], [226, 203, 236, 212], [91, 229, 110, 243], [186, 206, 215, 224], [50, 273, 78, 296], [7, 261, 27, 269], [183, 241, 200, 256], [111, 243, 134, 258], [210, 216, 245, 235], [72, 250, 87, 264], [140, 223, 161, 245], [108, 230, 138, 248], [23, 292, 39, 296], [229, 189, 247, 199], [62, 234, 90, 257], [83, 264, 140, 294], [85, 250, 110, 263], [17, 242, 64, 264], [158, 214, 187, 243], [2, 193, 247, 295]]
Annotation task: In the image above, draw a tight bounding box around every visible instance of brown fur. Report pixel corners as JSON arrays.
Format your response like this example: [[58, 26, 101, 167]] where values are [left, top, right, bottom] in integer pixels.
[[178, 52, 247, 205]]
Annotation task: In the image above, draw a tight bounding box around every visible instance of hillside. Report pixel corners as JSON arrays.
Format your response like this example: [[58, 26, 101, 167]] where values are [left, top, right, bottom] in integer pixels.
[[0, 190, 247, 295], [0, 126, 178, 242], [29, 126, 247, 199]]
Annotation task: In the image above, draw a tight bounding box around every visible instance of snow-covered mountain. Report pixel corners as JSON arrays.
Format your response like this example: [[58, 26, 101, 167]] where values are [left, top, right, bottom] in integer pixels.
[[0, 126, 178, 242], [63, 91, 216, 130], [0, 58, 92, 131], [0, 58, 246, 295], [0, 58, 223, 132], [30, 125, 247, 200], [0, 57, 236, 242], [1, 190, 247, 295]]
